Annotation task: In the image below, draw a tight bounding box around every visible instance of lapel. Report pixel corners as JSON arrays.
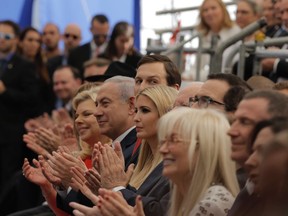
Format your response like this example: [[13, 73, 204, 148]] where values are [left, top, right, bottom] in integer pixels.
[[120, 128, 137, 166], [120, 128, 137, 151], [137, 162, 164, 195]]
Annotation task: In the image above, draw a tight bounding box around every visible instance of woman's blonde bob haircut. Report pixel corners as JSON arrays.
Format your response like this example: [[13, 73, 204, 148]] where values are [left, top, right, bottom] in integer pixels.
[[197, 0, 233, 35], [72, 83, 110, 159], [129, 85, 178, 189], [158, 107, 239, 216]]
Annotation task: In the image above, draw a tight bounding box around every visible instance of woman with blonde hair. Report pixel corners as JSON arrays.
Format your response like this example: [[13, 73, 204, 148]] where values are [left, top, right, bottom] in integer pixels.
[[72, 83, 110, 163], [71, 85, 178, 216], [183, 0, 240, 80], [22, 83, 110, 215], [158, 107, 239, 216], [71, 106, 239, 216]]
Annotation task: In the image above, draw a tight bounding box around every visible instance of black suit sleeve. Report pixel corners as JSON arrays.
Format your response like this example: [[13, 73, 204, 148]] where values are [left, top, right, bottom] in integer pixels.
[[275, 59, 288, 78], [1, 57, 37, 105], [56, 190, 94, 215], [120, 176, 170, 216]]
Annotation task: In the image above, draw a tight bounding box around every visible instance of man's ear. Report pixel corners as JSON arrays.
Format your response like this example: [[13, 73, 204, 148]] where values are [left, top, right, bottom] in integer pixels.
[[128, 96, 135, 115], [173, 84, 180, 90]]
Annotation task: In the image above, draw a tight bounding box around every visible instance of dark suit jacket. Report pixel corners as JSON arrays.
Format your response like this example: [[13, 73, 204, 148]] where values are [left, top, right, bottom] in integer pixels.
[[227, 187, 261, 216], [121, 162, 170, 216], [0, 54, 37, 143], [68, 43, 91, 76], [121, 128, 138, 166], [0, 54, 38, 190], [274, 60, 288, 80], [46, 55, 64, 78]]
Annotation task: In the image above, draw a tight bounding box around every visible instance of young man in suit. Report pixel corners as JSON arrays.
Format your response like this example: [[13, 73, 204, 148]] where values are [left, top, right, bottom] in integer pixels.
[[68, 14, 109, 76], [134, 54, 181, 95]]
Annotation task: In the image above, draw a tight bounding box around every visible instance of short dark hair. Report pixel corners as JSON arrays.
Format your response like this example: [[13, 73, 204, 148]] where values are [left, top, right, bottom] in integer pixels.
[[224, 85, 251, 112], [91, 14, 109, 25], [244, 90, 288, 118], [0, 20, 20, 37], [249, 117, 288, 153], [55, 65, 82, 80], [208, 73, 252, 91], [137, 54, 181, 87]]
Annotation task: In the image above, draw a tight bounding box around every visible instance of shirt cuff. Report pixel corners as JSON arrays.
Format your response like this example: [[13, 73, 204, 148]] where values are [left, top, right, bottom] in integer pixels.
[[273, 58, 280, 73], [112, 186, 126, 192]]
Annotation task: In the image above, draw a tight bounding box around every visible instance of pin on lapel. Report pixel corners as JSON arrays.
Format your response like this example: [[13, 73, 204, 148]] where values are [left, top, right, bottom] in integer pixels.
[[7, 64, 13, 69]]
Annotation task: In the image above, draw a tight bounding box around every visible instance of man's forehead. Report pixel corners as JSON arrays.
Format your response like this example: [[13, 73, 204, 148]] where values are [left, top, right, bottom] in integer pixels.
[[97, 83, 119, 98], [137, 63, 166, 76], [236, 98, 270, 120]]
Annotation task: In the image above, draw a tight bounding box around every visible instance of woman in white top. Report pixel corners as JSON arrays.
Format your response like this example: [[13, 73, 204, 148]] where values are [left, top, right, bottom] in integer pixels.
[[183, 0, 240, 81], [158, 108, 239, 216]]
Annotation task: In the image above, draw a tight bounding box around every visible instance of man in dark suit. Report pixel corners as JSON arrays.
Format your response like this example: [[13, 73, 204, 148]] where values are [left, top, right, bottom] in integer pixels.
[[68, 14, 109, 76], [0, 20, 37, 191], [94, 75, 137, 165], [47, 24, 82, 78], [55, 75, 138, 214]]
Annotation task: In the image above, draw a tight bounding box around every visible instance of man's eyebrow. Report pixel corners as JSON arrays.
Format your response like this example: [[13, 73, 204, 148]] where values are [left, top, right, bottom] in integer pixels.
[[136, 75, 160, 79]]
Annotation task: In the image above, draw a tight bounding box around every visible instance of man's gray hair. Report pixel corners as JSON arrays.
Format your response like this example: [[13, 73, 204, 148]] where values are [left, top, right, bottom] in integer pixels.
[[244, 90, 288, 118], [105, 76, 135, 101]]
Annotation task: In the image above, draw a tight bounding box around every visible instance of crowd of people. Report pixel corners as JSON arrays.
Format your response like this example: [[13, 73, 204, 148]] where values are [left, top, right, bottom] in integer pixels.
[[0, 0, 288, 215], [182, 0, 288, 81]]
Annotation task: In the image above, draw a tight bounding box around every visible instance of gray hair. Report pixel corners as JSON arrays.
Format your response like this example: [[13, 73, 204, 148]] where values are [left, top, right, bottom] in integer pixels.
[[105, 75, 135, 101], [244, 90, 288, 118]]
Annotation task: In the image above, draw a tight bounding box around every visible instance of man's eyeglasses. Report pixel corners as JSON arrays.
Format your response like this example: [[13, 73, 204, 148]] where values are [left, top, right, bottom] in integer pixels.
[[64, 33, 79, 40], [93, 34, 108, 40], [189, 96, 225, 108], [0, 32, 15, 40]]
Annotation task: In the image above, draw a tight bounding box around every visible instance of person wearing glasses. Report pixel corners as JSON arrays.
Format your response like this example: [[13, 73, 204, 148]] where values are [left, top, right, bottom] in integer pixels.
[[47, 24, 82, 77], [99, 21, 142, 69], [79, 108, 239, 216], [190, 73, 251, 112], [0, 20, 37, 203], [68, 14, 110, 76]]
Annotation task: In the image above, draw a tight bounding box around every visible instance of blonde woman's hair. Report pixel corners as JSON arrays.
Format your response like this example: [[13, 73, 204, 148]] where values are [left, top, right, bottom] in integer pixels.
[[158, 108, 239, 216], [129, 85, 178, 189], [197, 0, 233, 35], [72, 84, 111, 159]]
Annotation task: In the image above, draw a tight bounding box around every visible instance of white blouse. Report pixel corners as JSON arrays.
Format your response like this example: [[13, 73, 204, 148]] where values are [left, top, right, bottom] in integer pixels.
[[182, 24, 241, 81], [189, 185, 235, 216]]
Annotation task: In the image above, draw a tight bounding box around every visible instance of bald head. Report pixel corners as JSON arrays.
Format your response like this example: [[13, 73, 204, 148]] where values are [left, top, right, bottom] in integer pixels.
[[174, 82, 203, 107], [63, 23, 82, 52], [42, 23, 61, 50]]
